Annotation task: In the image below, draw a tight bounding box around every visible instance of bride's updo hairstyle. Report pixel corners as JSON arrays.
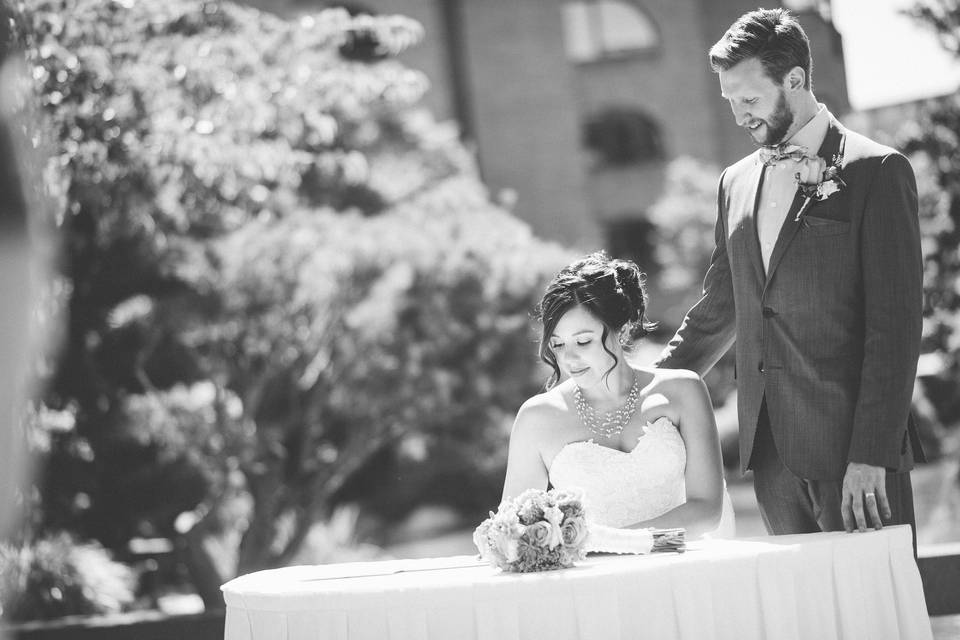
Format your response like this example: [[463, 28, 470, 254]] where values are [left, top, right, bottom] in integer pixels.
[[536, 251, 656, 389]]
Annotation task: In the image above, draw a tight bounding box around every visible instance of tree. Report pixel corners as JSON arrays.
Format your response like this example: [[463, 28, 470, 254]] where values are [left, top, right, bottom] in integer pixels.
[[901, 1, 960, 438], [200, 180, 569, 575], [905, 0, 960, 56], [14, 0, 571, 612]]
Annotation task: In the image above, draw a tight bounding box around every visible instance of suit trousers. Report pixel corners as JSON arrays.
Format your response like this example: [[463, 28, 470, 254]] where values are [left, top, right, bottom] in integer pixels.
[[749, 398, 917, 550]]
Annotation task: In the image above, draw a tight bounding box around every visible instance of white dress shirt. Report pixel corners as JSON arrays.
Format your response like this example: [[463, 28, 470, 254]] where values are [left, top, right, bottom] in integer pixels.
[[756, 104, 830, 271]]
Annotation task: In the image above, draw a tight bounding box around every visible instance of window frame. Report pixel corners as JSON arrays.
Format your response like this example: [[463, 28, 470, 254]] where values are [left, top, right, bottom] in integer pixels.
[[562, 0, 662, 64]]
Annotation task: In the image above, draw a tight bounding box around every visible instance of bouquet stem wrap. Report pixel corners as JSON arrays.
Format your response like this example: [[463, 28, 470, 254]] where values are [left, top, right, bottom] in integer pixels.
[[585, 523, 686, 554]]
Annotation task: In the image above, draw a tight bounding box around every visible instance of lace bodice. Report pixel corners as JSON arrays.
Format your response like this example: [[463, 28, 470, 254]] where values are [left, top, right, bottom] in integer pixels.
[[548, 417, 736, 537], [549, 416, 687, 528]]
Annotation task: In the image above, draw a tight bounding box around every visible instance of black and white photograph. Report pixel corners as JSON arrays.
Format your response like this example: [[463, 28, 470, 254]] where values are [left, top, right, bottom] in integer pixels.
[[0, 0, 957, 638]]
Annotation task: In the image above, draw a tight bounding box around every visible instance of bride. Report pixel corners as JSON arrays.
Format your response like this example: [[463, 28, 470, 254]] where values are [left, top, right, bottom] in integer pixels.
[[502, 251, 734, 539]]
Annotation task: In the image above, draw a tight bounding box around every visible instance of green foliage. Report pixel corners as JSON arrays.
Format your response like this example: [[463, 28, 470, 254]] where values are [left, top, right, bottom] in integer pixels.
[[0, 532, 135, 621], [905, 119, 960, 358], [647, 157, 720, 296], [904, 0, 960, 56], [14, 0, 570, 602], [902, 0, 960, 431]]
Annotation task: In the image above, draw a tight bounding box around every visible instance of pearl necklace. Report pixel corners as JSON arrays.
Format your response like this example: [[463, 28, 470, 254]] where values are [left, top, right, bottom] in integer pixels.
[[573, 374, 641, 439]]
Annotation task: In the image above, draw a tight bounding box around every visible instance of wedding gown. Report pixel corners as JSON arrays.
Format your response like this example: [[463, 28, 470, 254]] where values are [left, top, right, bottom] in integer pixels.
[[548, 416, 736, 537]]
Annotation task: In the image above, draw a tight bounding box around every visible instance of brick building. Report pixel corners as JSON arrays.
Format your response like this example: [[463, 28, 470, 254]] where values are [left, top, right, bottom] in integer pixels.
[[251, 0, 849, 251]]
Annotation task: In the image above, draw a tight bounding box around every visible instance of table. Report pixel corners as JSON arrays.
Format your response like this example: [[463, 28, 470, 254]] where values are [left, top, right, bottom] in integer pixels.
[[221, 525, 931, 640]]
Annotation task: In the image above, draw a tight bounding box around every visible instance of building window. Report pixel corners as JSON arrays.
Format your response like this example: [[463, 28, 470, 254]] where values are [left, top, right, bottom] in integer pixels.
[[562, 1, 660, 63], [583, 106, 665, 166], [605, 217, 659, 277]]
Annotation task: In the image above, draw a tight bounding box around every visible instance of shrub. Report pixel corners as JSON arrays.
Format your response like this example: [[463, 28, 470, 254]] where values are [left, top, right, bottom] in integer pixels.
[[0, 532, 135, 621]]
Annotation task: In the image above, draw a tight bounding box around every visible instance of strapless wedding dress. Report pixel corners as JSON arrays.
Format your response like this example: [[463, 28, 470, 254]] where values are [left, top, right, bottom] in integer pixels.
[[548, 416, 736, 537]]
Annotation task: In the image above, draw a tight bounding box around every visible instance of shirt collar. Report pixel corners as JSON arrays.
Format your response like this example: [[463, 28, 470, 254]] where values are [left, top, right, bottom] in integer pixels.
[[785, 103, 830, 154]]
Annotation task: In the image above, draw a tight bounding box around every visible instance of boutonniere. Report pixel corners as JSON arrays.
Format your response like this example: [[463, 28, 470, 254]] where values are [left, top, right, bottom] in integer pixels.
[[794, 152, 846, 222]]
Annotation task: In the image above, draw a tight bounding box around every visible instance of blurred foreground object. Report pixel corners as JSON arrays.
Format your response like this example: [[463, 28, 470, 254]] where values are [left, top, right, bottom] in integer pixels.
[[0, 7, 53, 632], [0, 60, 34, 544]]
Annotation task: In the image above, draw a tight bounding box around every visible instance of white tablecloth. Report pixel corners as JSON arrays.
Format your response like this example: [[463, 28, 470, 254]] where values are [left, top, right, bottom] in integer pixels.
[[221, 525, 931, 640]]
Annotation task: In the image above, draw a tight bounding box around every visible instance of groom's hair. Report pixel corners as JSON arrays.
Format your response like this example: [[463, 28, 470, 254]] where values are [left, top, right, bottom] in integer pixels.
[[709, 8, 812, 90]]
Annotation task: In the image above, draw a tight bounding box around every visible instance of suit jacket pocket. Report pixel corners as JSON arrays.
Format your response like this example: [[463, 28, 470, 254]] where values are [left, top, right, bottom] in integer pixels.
[[802, 216, 850, 237]]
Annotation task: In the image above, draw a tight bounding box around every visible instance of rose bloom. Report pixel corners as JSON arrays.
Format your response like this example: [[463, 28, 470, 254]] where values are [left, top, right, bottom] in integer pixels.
[[561, 517, 588, 548], [525, 521, 553, 548], [559, 501, 585, 520]]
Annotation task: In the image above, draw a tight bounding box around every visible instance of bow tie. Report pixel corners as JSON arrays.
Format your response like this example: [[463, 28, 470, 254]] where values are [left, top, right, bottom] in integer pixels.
[[758, 143, 809, 166]]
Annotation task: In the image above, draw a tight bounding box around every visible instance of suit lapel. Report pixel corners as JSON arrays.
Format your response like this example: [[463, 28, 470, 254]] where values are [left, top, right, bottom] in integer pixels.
[[744, 159, 766, 283], [764, 119, 845, 287]]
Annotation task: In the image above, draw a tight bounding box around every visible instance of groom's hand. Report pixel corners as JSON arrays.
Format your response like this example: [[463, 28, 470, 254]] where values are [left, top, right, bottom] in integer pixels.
[[841, 462, 891, 532]]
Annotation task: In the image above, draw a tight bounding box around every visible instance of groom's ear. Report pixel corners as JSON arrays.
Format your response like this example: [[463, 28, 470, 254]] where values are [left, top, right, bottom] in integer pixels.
[[784, 67, 805, 91]]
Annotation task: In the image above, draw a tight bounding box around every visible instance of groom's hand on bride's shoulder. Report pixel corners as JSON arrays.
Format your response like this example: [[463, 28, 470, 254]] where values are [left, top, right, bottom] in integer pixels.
[[840, 462, 892, 533]]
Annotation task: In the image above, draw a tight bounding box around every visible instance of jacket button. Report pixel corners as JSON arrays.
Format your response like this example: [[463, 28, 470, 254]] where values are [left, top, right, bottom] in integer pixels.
[[762, 306, 776, 318]]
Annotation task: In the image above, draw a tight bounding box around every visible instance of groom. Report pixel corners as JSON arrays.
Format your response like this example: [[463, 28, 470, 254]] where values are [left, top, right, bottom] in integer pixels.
[[656, 8, 924, 537]]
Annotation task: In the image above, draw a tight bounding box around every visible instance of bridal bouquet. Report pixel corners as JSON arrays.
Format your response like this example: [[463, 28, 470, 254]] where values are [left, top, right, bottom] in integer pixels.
[[473, 488, 589, 572], [473, 488, 686, 573]]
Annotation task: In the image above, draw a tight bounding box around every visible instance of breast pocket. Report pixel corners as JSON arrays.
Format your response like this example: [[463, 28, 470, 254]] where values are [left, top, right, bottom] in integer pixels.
[[802, 216, 850, 237]]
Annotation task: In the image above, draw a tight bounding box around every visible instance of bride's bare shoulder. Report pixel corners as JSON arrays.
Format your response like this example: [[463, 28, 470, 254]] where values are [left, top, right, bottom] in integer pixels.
[[639, 366, 707, 399], [517, 383, 570, 419], [513, 382, 573, 434]]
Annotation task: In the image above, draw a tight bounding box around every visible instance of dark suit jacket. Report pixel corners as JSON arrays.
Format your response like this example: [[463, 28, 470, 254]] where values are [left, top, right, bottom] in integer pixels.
[[657, 116, 924, 480]]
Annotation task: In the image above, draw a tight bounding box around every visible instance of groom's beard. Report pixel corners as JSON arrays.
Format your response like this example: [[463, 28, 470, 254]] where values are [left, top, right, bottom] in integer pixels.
[[748, 90, 795, 146]]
